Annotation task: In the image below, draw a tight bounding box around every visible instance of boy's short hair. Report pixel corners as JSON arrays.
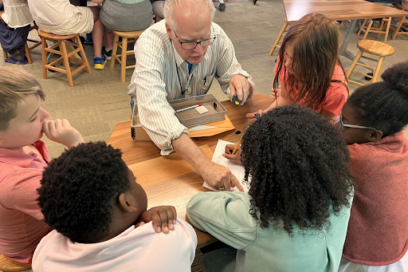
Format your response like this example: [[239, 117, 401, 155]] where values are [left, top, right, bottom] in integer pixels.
[[0, 66, 45, 130], [37, 142, 131, 243], [242, 105, 353, 235]]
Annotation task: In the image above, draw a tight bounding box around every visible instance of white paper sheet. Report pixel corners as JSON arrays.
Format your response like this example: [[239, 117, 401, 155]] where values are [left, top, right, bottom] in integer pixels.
[[203, 139, 250, 192], [188, 125, 217, 132]]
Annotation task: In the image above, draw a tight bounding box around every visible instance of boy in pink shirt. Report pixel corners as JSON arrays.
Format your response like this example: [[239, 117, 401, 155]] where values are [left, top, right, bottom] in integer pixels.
[[33, 142, 197, 271], [0, 66, 84, 265]]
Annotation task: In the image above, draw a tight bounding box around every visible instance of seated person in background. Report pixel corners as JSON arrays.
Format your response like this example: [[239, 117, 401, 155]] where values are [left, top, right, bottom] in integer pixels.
[[33, 142, 197, 272], [247, 13, 349, 123], [128, 0, 255, 192], [0, 66, 84, 265], [92, 0, 153, 59], [338, 61, 408, 271], [26, 0, 108, 69], [0, 0, 33, 64], [187, 105, 354, 272], [151, 0, 165, 19]]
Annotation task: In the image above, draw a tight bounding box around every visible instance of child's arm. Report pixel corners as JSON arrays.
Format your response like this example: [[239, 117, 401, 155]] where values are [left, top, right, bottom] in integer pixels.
[[42, 119, 84, 149], [246, 84, 294, 123]]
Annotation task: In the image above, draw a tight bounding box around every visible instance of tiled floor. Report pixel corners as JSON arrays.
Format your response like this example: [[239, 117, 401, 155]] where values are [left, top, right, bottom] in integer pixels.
[[0, 0, 407, 270]]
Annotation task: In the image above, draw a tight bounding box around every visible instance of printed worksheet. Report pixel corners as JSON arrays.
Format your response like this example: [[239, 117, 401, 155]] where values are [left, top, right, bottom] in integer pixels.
[[203, 139, 250, 192]]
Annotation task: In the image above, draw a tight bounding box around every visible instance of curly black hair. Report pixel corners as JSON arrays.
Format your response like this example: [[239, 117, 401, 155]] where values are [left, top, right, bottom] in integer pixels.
[[241, 105, 353, 234], [347, 61, 408, 137], [37, 142, 130, 243]]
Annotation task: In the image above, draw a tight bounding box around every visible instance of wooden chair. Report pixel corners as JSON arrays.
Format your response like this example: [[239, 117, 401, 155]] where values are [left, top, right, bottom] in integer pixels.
[[38, 30, 91, 87], [155, 16, 163, 23], [346, 40, 394, 86], [390, 4, 408, 40], [269, 20, 291, 56], [0, 253, 31, 272], [357, 17, 392, 42], [110, 30, 144, 83]]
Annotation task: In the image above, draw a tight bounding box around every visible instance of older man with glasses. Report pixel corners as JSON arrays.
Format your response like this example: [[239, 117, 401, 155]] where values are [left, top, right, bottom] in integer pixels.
[[128, 0, 254, 192]]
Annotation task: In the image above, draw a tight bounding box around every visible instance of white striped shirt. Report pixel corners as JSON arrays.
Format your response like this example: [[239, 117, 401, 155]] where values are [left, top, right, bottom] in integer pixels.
[[128, 20, 252, 155]]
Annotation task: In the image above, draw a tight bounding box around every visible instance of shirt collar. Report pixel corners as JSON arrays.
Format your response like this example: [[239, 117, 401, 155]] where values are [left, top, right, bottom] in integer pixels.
[[0, 140, 49, 168]]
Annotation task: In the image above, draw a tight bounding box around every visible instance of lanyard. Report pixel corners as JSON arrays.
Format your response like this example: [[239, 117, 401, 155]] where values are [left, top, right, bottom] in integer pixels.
[[175, 61, 193, 97]]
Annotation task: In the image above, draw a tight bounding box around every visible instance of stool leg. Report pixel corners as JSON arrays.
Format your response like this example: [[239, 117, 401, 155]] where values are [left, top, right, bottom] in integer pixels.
[[3, 50, 8, 60], [392, 17, 405, 40], [269, 22, 288, 56], [121, 37, 128, 83], [41, 37, 48, 79], [110, 34, 119, 69], [25, 43, 33, 64], [362, 20, 374, 40], [357, 19, 367, 36], [373, 56, 385, 83], [383, 17, 391, 42], [75, 35, 91, 74], [346, 50, 363, 79], [60, 40, 74, 87]]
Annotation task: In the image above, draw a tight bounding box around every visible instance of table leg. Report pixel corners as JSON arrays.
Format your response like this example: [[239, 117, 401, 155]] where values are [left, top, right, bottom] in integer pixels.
[[340, 20, 373, 73]]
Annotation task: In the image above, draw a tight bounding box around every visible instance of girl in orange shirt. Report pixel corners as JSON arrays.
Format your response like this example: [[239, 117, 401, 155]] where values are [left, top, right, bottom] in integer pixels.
[[248, 13, 348, 122]]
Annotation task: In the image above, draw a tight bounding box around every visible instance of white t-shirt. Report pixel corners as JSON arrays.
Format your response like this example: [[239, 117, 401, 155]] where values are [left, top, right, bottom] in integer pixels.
[[2, 0, 33, 28], [26, 0, 77, 27], [33, 218, 197, 272]]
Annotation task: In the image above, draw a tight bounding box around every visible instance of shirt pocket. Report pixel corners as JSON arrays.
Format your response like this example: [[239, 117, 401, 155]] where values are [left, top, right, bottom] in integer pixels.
[[197, 72, 215, 94]]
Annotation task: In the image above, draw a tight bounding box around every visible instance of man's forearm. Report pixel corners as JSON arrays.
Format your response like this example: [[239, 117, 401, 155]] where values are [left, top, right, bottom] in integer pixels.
[[172, 133, 211, 174]]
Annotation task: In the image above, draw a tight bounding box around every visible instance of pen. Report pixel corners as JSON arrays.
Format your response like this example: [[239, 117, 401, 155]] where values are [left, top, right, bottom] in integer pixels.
[[176, 104, 202, 113]]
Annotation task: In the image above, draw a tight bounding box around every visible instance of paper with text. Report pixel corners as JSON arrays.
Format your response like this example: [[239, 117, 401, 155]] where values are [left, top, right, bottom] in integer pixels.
[[203, 139, 250, 192]]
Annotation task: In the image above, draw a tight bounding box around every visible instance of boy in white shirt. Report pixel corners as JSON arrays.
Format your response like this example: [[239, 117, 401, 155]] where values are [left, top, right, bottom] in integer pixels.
[[33, 142, 197, 272]]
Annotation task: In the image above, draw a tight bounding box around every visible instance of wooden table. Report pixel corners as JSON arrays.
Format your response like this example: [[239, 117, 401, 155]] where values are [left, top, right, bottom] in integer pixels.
[[283, 0, 408, 61], [107, 93, 273, 248]]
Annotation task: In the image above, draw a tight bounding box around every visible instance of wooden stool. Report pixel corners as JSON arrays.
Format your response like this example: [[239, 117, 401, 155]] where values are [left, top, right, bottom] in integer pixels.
[[38, 30, 91, 87], [357, 17, 392, 42], [110, 30, 144, 83], [269, 20, 291, 56], [390, 4, 408, 40], [0, 253, 31, 272], [346, 40, 394, 86]]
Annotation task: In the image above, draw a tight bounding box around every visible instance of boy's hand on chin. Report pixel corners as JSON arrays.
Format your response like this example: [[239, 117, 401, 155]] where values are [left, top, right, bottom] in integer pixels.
[[138, 206, 177, 234], [43, 119, 84, 148]]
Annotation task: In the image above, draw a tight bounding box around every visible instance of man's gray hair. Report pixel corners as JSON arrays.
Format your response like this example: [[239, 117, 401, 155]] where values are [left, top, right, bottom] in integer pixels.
[[164, 0, 216, 31]]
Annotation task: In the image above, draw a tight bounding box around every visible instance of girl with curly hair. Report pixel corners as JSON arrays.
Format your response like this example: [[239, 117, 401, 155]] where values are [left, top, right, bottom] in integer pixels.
[[187, 105, 354, 272], [247, 13, 348, 123], [338, 62, 408, 272]]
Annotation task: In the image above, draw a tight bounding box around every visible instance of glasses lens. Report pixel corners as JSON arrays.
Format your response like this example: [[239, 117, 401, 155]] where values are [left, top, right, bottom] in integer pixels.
[[181, 42, 197, 50], [201, 38, 214, 47]]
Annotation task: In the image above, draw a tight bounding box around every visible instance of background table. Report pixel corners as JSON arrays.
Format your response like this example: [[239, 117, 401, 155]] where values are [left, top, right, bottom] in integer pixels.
[[107, 93, 274, 248], [283, 0, 408, 60]]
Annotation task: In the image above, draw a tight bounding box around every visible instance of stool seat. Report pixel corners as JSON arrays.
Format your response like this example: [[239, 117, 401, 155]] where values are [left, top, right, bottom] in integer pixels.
[[38, 30, 78, 41], [112, 30, 144, 39], [0, 253, 31, 272], [357, 40, 395, 57]]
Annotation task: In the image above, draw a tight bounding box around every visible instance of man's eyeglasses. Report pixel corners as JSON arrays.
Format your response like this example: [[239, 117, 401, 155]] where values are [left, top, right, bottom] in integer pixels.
[[335, 109, 376, 131], [172, 27, 216, 50]]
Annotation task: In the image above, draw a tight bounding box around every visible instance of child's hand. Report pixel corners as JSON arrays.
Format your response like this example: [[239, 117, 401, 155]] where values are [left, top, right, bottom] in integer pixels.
[[223, 144, 242, 165], [43, 119, 84, 148], [139, 206, 177, 234], [246, 109, 264, 124]]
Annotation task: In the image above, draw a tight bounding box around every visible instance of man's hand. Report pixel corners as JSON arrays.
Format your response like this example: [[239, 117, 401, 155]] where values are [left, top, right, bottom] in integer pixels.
[[222, 144, 242, 165], [138, 206, 177, 234], [202, 162, 244, 192], [229, 74, 252, 105], [43, 119, 84, 148]]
